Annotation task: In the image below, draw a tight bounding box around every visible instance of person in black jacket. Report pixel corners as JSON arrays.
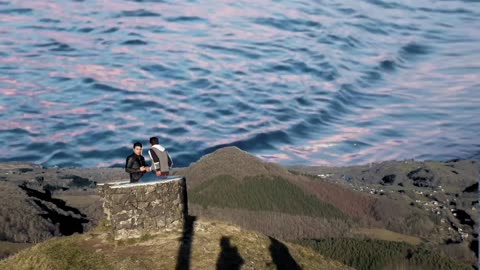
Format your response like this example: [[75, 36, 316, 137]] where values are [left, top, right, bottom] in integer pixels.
[[125, 142, 150, 183]]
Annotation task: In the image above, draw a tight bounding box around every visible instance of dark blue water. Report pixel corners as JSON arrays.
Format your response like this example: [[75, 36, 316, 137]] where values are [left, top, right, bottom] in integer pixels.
[[1, 0, 479, 168]]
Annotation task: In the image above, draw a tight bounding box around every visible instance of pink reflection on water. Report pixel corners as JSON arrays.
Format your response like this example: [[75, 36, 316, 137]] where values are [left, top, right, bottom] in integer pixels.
[[210, 118, 292, 148], [105, 124, 116, 131], [1, 56, 47, 68], [339, 138, 406, 165], [45, 107, 92, 117], [84, 94, 113, 104], [31, 29, 93, 49], [117, 123, 145, 130], [283, 142, 336, 160], [196, 89, 224, 95], [230, 117, 270, 130], [96, 159, 127, 169], [115, 78, 145, 92], [51, 64, 148, 93], [0, 14, 32, 23], [86, 122, 144, 134], [172, 135, 209, 143], [0, 86, 47, 98], [40, 100, 69, 108], [320, 81, 338, 92], [31, 128, 91, 143], [148, 80, 179, 88], [175, 102, 193, 110], [0, 76, 37, 88], [151, 123, 169, 129], [259, 153, 291, 163], [0, 120, 40, 134], [74, 64, 124, 80], [346, 106, 390, 121], [98, 0, 155, 12], [203, 2, 264, 23], [1, 89, 18, 96], [120, 113, 138, 121], [11, 0, 65, 16], [282, 126, 371, 160], [16, 107, 94, 120]]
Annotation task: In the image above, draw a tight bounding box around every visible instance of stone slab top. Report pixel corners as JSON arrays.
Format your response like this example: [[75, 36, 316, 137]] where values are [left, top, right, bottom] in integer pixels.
[[97, 181, 130, 186], [98, 175, 184, 189]]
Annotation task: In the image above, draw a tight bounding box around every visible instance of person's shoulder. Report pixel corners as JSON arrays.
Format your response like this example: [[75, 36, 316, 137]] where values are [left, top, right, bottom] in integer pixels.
[[126, 153, 135, 160]]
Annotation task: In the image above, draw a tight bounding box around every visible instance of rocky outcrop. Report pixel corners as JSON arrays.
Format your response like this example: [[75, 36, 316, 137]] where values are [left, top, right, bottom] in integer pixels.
[[98, 177, 187, 240]]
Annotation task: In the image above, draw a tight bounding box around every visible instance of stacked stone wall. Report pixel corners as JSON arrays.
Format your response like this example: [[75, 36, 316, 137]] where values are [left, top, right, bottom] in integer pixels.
[[98, 177, 187, 240]]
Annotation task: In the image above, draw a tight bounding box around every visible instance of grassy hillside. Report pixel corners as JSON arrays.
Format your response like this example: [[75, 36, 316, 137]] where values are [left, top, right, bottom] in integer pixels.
[[0, 242, 32, 260], [190, 175, 348, 220], [0, 219, 352, 270], [183, 146, 296, 189], [186, 148, 437, 240], [298, 238, 473, 270], [352, 228, 422, 246], [189, 205, 352, 241]]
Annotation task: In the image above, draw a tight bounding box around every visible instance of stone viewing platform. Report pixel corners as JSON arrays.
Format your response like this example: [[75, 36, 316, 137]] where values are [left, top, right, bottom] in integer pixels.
[[97, 176, 188, 240]]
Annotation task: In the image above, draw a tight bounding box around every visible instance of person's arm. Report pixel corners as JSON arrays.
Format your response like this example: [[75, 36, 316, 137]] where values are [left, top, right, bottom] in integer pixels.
[[149, 149, 161, 171], [141, 156, 150, 172], [167, 152, 173, 168], [148, 150, 154, 171], [125, 156, 141, 173]]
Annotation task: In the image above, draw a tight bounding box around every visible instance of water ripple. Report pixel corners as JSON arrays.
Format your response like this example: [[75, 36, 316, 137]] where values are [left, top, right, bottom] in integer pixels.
[[114, 9, 161, 18], [0, 0, 479, 167]]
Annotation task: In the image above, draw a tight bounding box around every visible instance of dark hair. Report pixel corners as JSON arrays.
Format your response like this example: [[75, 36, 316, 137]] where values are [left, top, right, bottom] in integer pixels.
[[149, 137, 159, 145], [133, 142, 142, 148]]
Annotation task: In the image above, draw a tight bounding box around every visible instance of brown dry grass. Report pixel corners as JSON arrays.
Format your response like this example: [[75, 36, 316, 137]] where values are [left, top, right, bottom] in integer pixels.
[[0, 218, 352, 270], [352, 228, 423, 246], [183, 147, 296, 189]]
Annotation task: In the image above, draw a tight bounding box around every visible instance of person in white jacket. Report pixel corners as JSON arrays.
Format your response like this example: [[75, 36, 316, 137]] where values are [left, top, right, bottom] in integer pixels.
[[148, 137, 173, 176]]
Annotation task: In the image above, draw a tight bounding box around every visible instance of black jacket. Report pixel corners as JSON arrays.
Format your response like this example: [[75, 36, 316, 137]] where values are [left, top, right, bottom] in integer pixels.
[[125, 153, 147, 183]]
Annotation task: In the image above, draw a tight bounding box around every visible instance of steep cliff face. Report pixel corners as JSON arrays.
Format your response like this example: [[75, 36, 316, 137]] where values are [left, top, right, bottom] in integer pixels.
[[98, 177, 188, 240]]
